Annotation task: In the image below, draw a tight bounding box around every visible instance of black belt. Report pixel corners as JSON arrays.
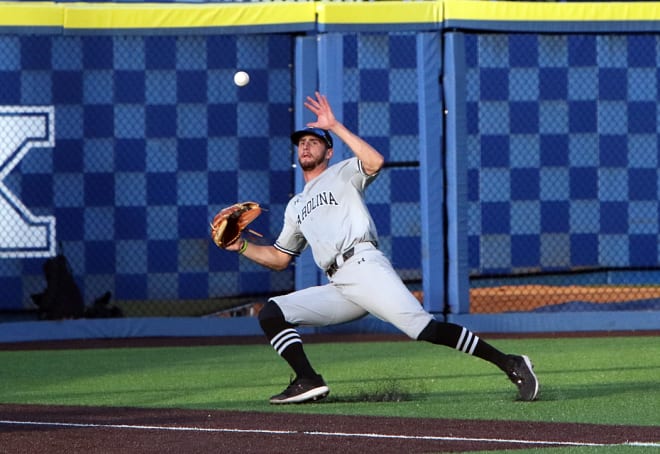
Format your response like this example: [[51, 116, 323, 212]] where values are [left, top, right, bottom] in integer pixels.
[[326, 241, 377, 277]]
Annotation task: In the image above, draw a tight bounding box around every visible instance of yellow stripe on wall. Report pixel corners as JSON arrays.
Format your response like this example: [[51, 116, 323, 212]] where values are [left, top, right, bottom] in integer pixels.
[[3, 1, 660, 32], [63, 2, 316, 30], [0, 1, 62, 27], [316, 2, 440, 26], [444, 0, 660, 22]]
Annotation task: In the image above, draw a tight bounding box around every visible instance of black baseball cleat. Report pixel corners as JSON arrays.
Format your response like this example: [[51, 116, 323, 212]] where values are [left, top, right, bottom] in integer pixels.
[[269, 375, 330, 404], [505, 355, 539, 401]]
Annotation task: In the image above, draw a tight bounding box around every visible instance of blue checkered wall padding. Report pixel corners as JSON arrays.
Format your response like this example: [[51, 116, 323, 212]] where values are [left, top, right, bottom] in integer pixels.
[[343, 32, 422, 280], [0, 31, 424, 311], [465, 33, 660, 276], [0, 34, 296, 309]]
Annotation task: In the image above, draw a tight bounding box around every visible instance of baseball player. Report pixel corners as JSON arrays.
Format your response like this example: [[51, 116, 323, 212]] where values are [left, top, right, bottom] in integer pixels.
[[225, 92, 539, 404]]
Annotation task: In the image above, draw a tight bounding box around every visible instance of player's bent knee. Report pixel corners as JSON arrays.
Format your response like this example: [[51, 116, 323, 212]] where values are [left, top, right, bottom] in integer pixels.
[[258, 300, 284, 323], [258, 300, 291, 337]]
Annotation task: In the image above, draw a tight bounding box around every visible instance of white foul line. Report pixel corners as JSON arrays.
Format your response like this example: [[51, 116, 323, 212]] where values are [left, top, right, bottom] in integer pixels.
[[1, 420, 658, 449]]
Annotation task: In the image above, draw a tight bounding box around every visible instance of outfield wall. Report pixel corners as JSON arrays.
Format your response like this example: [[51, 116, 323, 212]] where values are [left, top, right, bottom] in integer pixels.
[[0, 1, 659, 341]]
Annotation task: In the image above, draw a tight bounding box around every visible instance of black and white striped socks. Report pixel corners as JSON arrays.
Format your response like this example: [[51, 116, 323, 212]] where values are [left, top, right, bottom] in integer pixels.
[[455, 326, 480, 355], [417, 320, 508, 368], [270, 328, 302, 355]]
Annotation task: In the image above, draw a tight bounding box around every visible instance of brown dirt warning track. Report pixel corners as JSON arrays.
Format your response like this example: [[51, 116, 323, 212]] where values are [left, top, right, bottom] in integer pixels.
[[1, 404, 659, 453]]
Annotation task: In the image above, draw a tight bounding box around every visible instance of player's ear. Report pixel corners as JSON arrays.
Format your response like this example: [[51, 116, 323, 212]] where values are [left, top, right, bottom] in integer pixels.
[[325, 147, 334, 160]]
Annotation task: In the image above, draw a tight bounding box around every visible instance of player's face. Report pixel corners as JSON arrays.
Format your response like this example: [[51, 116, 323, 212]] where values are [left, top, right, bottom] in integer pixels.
[[297, 135, 330, 171]]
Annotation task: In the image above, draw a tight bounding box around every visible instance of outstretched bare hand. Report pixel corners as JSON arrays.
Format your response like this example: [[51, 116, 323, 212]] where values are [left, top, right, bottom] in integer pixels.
[[304, 92, 337, 131]]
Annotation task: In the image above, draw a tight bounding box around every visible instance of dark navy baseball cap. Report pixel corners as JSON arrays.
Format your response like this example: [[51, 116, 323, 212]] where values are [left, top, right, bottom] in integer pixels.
[[291, 127, 333, 148]]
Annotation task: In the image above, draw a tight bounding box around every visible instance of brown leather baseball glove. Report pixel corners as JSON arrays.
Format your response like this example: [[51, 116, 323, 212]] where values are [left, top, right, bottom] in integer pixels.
[[210, 201, 262, 248]]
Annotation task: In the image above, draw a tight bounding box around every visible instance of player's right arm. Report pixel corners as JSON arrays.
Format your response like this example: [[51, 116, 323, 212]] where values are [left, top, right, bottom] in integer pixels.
[[226, 239, 293, 271], [304, 92, 384, 175]]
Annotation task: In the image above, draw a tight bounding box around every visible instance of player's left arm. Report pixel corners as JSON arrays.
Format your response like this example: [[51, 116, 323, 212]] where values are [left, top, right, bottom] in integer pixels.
[[304, 92, 384, 175], [226, 237, 293, 271]]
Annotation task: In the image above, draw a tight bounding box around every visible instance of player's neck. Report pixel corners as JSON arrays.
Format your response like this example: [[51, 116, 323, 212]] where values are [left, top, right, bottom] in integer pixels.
[[303, 168, 324, 183], [303, 163, 329, 183]]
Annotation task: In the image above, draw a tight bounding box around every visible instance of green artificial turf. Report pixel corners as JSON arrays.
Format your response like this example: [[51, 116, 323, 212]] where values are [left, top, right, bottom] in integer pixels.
[[469, 448, 651, 454], [1, 336, 659, 427]]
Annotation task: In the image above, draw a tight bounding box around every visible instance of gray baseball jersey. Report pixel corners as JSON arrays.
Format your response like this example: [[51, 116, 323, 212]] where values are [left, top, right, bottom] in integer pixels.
[[272, 157, 434, 339], [274, 157, 378, 270]]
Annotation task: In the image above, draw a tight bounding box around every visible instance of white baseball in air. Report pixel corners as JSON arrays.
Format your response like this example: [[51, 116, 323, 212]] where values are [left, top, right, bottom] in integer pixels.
[[233, 71, 250, 87]]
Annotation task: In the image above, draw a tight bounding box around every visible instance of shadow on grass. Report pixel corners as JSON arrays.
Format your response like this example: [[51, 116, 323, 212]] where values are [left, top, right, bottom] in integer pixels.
[[533, 380, 659, 402], [324, 379, 418, 403]]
